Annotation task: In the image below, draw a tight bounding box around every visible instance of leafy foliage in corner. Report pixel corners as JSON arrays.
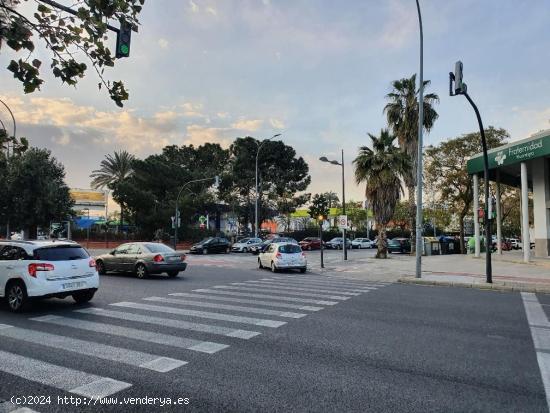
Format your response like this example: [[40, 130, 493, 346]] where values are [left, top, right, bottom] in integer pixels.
[[308, 194, 329, 223], [0, 0, 145, 107]]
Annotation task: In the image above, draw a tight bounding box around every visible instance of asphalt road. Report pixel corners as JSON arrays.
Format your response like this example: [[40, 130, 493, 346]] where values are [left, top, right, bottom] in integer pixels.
[[0, 252, 547, 412]]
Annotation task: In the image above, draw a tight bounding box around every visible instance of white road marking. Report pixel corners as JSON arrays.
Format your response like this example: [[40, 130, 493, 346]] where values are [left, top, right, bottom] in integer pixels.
[[0, 325, 186, 372], [75, 308, 260, 339], [273, 275, 386, 288], [521, 292, 550, 410], [240, 280, 364, 295], [109, 302, 286, 328], [143, 296, 307, 319], [263, 277, 379, 291], [212, 285, 351, 300], [194, 288, 338, 305], [30, 315, 228, 354], [0, 349, 131, 398], [169, 292, 323, 311]]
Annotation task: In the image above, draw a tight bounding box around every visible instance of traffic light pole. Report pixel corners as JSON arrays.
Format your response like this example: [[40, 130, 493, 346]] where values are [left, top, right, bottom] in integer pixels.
[[463, 92, 492, 283], [38, 0, 119, 33], [450, 67, 492, 283]]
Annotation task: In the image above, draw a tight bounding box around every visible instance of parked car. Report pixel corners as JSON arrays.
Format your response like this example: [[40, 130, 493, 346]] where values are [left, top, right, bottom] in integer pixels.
[[251, 237, 298, 255], [388, 238, 411, 254], [231, 237, 263, 253], [0, 240, 99, 312], [351, 238, 375, 249], [326, 237, 352, 250], [258, 243, 307, 273], [95, 242, 186, 279], [189, 237, 230, 255], [299, 237, 323, 251], [507, 238, 521, 250]]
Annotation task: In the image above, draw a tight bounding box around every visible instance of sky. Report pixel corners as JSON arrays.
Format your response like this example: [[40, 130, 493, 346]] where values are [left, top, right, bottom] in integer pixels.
[[1, 0, 549, 208]]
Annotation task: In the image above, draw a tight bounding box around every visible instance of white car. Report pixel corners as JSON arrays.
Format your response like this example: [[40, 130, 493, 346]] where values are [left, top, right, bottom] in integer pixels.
[[352, 238, 375, 249], [0, 240, 99, 312], [258, 242, 307, 273], [231, 237, 263, 253]]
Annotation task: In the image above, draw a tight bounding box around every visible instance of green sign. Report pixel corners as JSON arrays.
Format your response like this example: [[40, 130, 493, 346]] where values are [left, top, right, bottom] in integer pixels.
[[467, 132, 550, 174], [198, 215, 207, 224]]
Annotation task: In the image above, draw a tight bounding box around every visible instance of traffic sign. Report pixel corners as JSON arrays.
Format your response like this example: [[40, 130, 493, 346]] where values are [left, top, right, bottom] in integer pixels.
[[199, 215, 207, 224], [337, 215, 348, 229]]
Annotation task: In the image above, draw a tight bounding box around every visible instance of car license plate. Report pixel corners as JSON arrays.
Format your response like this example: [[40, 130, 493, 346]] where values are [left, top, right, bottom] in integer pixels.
[[62, 281, 86, 290], [169, 256, 180, 261]]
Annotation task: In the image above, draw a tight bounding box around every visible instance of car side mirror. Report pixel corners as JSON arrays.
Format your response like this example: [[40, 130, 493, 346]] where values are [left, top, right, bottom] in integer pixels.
[[110, 250, 116, 255]]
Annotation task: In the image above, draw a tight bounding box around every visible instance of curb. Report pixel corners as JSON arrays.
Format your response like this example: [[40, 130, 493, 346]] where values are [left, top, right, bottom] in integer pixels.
[[398, 277, 550, 294]]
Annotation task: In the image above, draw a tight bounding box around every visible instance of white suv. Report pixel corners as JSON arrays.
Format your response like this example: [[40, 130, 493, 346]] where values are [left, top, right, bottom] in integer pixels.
[[0, 240, 99, 312]]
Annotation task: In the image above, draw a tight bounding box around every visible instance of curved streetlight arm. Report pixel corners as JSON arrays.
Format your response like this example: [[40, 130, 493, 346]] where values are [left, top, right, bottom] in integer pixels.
[[0, 98, 17, 159]]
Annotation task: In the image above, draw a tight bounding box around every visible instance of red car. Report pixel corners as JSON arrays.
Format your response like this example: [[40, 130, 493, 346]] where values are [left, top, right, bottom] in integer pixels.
[[299, 237, 323, 250]]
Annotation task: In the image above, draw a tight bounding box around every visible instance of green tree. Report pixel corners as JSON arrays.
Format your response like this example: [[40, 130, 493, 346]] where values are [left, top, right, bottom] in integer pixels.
[[322, 191, 339, 208], [220, 137, 311, 231], [6, 147, 73, 237], [1, 0, 145, 106], [90, 150, 135, 231], [424, 127, 509, 252], [384, 74, 439, 251], [308, 193, 330, 221], [345, 201, 368, 231], [353, 129, 410, 258]]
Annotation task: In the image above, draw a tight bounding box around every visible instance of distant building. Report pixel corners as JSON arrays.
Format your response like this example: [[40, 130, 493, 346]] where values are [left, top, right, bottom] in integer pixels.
[[70, 189, 107, 218]]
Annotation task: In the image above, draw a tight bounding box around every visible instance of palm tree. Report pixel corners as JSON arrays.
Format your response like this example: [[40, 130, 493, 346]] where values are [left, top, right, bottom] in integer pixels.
[[384, 74, 439, 251], [353, 129, 410, 259], [90, 150, 135, 231]]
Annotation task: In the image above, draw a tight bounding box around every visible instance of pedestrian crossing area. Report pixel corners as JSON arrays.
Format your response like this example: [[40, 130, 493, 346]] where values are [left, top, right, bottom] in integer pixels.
[[0, 275, 390, 411]]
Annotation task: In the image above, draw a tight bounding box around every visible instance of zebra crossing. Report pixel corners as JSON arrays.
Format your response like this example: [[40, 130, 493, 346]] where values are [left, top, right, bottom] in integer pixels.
[[0, 274, 389, 411]]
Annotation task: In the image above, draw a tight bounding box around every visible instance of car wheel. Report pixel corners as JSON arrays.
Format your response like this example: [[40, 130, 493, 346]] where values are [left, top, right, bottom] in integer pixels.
[[167, 271, 179, 278], [6, 281, 28, 313], [72, 290, 95, 304], [271, 261, 278, 273], [95, 260, 106, 275], [135, 263, 148, 279], [225, 248, 230, 254], [299, 268, 306, 274], [203, 248, 208, 255], [258, 259, 264, 269], [243, 247, 248, 253]]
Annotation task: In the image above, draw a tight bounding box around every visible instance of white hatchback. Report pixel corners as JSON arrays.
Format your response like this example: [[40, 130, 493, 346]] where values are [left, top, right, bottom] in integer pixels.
[[0, 240, 99, 312], [258, 242, 307, 273]]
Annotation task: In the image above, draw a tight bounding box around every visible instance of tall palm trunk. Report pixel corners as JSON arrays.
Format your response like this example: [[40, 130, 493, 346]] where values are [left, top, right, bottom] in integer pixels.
[[376, 226, 388, 259]]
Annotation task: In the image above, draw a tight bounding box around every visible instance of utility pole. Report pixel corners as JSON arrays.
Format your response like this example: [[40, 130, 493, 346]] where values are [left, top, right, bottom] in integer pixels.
[[450, 61, 492, 283]]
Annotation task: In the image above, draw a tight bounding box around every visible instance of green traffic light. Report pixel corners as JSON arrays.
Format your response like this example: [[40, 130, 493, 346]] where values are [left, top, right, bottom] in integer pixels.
[[120, 44, 129, 55]]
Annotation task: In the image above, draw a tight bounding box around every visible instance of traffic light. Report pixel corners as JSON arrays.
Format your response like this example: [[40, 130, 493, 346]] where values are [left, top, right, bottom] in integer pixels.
[[454, 61, 466, 94], [116, 22, 132, 58]]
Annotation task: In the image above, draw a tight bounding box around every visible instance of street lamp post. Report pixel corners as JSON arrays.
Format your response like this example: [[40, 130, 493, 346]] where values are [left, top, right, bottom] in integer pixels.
[[319, 150, 347, 261], [255, 133, 281, 238], [174, 176, 219, 250], [414, 0, 424, 278]]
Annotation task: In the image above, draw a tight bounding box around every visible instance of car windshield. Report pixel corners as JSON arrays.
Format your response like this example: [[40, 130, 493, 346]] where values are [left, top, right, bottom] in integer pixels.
[[330, 238, 342, 242], [238, 238, 250, 244], [388, 240, 399, 246], [198, 238, 213, 244], [144, 243, 174, 253], [34, 245, 89, 261], [279, 244, 302, 254]]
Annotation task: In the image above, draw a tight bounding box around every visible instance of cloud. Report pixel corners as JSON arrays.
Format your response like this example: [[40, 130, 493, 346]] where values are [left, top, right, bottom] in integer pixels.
[[231, 119, 263, 131], [183, 124, 232, 148], [379, 0, 417, 49], [269, 118, 285, 129], [181, 102, 205, 118], [217, 112, 229, 119], [205, 6, 217, 16], [188, 0, 199, 13], [158, 38, 169, 49]]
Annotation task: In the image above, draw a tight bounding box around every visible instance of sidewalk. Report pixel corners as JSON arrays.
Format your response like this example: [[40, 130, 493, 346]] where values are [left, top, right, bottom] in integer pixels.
[[309, 251, 550, 293]]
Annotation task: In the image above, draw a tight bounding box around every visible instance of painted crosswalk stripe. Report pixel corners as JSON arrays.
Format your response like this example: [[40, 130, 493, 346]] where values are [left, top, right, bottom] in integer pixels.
[[194, 288, 338, 305], [169, 292, 323, 311], [0, 349, 131, 398], [213, 285, 351, 300], [75, 308, 260, 339], [263, 277, 379, 291], [29, 315, 228, 354], [143, 297, 307, 319], [240, 280, 364, 295], [109, 302, 286, 328], [272, 276, 385, 289], [292, 274, 389, 285], [0, 324, 186, 373]]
